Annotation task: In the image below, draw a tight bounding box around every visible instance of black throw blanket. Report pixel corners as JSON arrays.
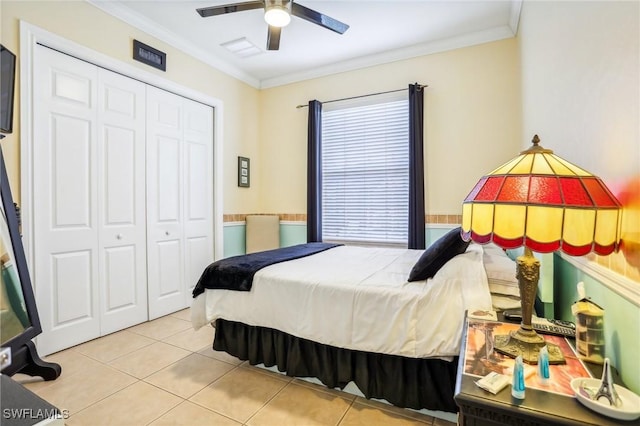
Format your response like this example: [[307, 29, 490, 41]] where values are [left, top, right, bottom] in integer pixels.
[[192, 242, 341, 297]]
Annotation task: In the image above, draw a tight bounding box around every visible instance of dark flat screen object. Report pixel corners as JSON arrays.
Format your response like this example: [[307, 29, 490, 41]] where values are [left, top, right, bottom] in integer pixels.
[[0, 44, 16, 134]]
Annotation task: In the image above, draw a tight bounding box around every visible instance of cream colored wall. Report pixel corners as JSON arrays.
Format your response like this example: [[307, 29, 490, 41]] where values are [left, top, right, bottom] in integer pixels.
[[519, 1, 639, 393], [258, 38, 522, 216], [518, 1, 639, 182], [0, 0, 261, 214], [519, 1, 640, 278]]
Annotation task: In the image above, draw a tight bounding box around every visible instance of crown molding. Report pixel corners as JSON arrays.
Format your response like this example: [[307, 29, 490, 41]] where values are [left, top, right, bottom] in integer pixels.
[[260, 25, 515, 89], [86, 0, 260, 88]]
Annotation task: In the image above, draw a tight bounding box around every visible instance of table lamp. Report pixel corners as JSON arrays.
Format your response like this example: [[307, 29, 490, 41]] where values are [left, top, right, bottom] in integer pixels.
[[461, 135, 622, 364]]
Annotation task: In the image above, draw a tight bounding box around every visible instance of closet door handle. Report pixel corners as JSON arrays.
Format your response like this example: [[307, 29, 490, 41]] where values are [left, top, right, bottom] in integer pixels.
[[116, 234, 123, 240], [165, 231, 170, 236]]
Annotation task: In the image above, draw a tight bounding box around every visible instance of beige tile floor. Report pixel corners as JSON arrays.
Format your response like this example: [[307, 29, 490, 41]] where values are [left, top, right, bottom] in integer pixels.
[[14, 309, 458, 426]]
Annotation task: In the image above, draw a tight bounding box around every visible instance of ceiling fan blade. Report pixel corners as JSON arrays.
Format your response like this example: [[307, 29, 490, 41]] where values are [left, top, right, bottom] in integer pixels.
[[267, 25, 281, 50], [197, 1, 264, 18], [291, 2, 349, 34]]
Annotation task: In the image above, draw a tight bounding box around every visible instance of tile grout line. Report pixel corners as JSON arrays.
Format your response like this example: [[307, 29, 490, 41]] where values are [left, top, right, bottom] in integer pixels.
[[335, 397, 357, 425], [242, 374, 294, 425], [67, 325, 236, 424], [61, 316, 193, 423], [19, 308, 455, 426], [181, 363, 247, 420], [65, 378, 142, 422]]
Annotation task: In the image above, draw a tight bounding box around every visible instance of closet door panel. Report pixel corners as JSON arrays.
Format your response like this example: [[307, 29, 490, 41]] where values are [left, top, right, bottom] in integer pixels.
[[147, 88, 213, 315], [157, 136, 181, 222], [103, 246, 137, 309], [157, 241, 182, 296], [33, 46, 100, 355], [185, 143, 208, 220], [183, 100, 213, 299], [98, 69, 147, 333], [52, 251, 93, 324], [152, 136, 182, 301], [103, 126, 135, 223], [186, 236, 210, 294], [146, 87, 185, 318], [51, 115, 93, 227]]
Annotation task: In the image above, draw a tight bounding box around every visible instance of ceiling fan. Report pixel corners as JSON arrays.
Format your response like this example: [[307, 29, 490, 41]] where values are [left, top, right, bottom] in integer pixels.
[[196, 0, 349, 51]]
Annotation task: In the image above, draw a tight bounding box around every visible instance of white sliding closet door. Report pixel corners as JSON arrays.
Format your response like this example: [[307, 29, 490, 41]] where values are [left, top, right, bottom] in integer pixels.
[[183, 99, 214, 298], [33, 46, 99, 354], [146, 86, 213, 319], [97, 68, 148, 334], [33, 46, 147, 354]]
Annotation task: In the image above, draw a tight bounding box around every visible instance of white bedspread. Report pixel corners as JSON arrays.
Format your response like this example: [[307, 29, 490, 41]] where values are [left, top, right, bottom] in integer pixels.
[[191, 244, 492, 359]]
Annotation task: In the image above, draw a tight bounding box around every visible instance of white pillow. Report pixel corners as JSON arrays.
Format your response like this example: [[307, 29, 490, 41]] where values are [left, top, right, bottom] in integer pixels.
[[481, 244, 520, 297], [491, 294, 522, 311]]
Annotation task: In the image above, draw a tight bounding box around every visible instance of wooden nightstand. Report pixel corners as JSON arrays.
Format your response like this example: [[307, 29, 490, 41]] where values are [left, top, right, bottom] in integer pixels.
[[454, 314, 629, 426]]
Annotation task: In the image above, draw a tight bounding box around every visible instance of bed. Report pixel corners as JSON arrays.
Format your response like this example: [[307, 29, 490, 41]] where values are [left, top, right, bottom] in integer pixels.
[[191, 228, 519, 413]]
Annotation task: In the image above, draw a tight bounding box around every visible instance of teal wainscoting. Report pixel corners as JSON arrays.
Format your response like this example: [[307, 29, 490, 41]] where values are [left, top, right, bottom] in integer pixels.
[[280, 222, 307, 247], [223, 221, 307, 258], [228, 223, 442, 254], [226, 223, 454, 255], [287, 223, 468, 248], [554, 254, 639, 395], [426, 226, 451, 247], [223, 222, 246, 257]]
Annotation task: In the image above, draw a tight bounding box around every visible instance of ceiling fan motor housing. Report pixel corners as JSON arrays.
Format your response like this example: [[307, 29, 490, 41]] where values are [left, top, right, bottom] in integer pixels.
[[266, 0, 292, 11]]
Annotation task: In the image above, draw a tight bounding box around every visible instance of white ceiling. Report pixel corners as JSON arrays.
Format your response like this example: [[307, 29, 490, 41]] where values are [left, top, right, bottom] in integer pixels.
[[88, 0, 522, 89]]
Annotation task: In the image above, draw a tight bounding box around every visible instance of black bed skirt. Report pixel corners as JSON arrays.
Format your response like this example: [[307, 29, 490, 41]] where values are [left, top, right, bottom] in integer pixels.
[[213, 319, 459, 413]]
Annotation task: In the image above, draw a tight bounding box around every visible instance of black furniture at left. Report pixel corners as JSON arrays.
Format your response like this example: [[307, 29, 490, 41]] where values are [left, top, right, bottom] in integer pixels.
[[0, 146, 60, 380], [1, 374, 64, 425]]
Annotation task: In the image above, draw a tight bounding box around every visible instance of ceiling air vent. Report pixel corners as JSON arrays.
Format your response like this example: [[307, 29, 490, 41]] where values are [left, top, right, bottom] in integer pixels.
[[221, 37, 263, 58]]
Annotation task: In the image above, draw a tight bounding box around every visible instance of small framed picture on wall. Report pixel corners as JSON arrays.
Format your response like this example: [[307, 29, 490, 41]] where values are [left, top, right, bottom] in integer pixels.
[[238, 156, 250, 187]]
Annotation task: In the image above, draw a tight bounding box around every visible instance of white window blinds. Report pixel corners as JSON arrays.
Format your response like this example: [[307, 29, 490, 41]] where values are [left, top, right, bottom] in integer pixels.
[[321, 95, 409, 246]]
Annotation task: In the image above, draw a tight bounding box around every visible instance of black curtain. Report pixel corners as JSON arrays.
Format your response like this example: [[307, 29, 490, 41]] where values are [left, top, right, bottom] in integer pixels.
[[307, 100, 322, 243], [408, 84, 425, 249]]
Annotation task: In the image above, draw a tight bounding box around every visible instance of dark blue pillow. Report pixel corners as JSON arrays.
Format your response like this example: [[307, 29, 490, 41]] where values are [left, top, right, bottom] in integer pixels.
[[407, 227, 470, 282]]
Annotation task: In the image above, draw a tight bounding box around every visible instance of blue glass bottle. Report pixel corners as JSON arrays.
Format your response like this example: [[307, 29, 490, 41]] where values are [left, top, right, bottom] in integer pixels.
[[512, 355, 526, 399]]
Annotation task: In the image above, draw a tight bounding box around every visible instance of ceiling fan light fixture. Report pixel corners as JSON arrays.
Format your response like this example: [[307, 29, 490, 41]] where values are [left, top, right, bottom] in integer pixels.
[[264, 5, 290, 27], [197, 0, 349, 51]]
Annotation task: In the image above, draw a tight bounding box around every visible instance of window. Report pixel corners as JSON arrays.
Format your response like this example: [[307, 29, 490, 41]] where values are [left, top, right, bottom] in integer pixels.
[[321, 94, 409, 246]]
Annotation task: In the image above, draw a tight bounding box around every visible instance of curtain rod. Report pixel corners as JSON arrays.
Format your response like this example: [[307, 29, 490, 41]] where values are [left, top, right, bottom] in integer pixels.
[[295, 83, 427, 109]]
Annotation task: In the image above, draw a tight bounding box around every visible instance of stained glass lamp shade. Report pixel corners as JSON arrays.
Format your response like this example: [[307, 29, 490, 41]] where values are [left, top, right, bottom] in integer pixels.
[[461, 135, 622, 364]]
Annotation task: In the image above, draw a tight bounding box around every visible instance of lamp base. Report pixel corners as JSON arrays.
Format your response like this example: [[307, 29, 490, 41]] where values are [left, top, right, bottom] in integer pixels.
[[494, 327, 565, 364], [492, 247, 566, 365]]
